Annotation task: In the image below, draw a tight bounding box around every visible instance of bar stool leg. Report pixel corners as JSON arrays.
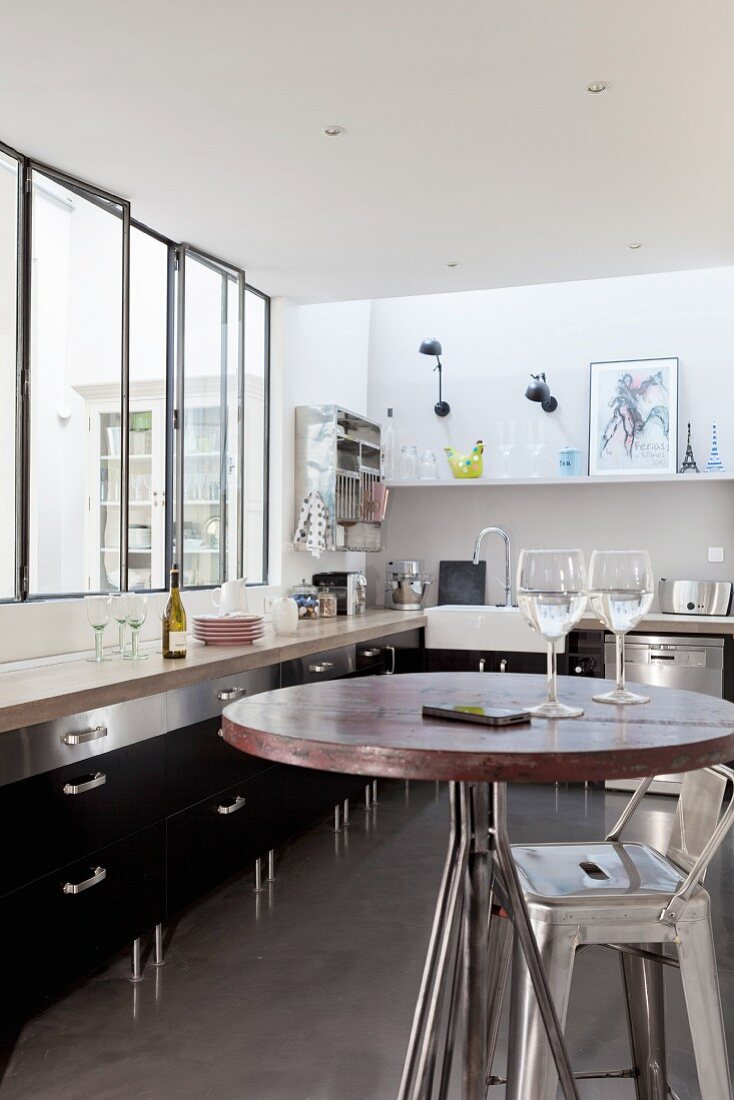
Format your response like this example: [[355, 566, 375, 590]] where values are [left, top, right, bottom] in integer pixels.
[[619, 944, 667, 1099], [129, 937, 144, 983], [151, 923, 166, 967], [505, 922, 577, 1100], [486, 911, 513, 1082], [677, 918, 733, 1099]]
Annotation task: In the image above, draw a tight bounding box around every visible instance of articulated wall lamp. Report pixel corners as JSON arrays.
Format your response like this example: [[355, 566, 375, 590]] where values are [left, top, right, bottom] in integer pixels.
[[419, 337, 450, 417], [525, 372, 558, 413]]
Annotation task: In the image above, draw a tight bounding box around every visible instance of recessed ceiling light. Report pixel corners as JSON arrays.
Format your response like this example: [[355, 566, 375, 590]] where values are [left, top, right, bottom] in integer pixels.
[[446, 261, 460, 268], [586, 81, 608, 94], [321, 125, 345, 137], [628, 242, 643, 249]]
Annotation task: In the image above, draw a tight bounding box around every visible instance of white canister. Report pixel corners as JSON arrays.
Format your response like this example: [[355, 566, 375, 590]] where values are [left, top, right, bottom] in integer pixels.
[[271, 597, 299, 636]]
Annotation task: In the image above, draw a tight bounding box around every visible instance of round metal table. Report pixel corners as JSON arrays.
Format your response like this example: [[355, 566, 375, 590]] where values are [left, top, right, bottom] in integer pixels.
[[222, 672, 734, 1100]]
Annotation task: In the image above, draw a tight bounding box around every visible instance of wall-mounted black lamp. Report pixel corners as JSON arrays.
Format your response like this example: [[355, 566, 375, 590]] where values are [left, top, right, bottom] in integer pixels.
[[419, 337, 450, 417], [525, 372, 558, 413]]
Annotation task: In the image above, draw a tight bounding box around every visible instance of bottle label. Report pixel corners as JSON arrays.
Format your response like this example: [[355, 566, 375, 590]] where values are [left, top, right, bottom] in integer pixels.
[[168, 631, 186, 653]]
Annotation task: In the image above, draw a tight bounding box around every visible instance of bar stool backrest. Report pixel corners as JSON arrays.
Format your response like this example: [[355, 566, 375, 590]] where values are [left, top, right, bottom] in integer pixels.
[[666, 767, 728, 876]]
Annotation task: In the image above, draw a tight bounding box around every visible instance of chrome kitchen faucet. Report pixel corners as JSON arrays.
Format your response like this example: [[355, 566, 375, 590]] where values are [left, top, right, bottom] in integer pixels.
[[472, 526, 513, 606]]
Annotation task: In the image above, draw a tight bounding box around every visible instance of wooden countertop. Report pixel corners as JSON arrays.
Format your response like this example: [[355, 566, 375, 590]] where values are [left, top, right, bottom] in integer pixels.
[[0, 610, 425, 734], [577, 613, 734, 635]]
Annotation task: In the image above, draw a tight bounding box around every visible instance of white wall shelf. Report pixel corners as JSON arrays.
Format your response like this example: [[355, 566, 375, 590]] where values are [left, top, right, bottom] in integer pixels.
[[386, 472, 734, 488]]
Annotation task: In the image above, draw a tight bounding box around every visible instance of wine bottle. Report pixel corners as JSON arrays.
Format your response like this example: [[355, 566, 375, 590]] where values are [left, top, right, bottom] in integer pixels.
[[162, 564, 187, 659]]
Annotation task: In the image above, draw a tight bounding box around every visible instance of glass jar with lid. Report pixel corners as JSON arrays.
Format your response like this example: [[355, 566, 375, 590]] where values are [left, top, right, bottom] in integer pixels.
[[318, 587, 338, 618], [290, 580, 320, 619]]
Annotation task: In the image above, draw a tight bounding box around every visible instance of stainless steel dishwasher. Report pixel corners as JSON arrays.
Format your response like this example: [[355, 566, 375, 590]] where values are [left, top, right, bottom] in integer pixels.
[[605, 633, 724, 794]]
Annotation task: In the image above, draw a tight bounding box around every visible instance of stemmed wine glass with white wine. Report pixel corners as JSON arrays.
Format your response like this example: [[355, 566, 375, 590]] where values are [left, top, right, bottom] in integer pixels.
[[589, 550, 654, 704], [517, 549, 588, 718]]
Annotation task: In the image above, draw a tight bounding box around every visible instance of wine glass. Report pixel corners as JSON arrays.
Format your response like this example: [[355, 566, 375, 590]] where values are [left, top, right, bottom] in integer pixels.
[[589, 550, 654, 704], [124, 593, 149, 661], [85, 594, 112, 663], [517, 549, 588, 718], [497, 420, 516, 478], [526, 420, 546, 477], [111, 594, 128, 656]]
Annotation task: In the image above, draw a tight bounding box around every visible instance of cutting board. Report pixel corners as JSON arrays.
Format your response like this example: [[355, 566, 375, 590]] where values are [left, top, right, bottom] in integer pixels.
[[438, 561, 487, 606]]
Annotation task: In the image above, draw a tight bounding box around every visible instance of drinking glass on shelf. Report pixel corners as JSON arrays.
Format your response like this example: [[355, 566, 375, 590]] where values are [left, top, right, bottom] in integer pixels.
[[400, 445, 418, 479], [526, 420, 546, 477], [85, 594, 112, 663], [589, 550, 654, 705], [124, 593, 149, 661], [517, 549, 588, 717], [497, 420, 517, 478], [111, 594, 129, 656]]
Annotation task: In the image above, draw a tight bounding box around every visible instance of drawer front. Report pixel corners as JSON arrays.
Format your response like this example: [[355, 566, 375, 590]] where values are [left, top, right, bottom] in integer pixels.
[[166, 769, 280, 915], [280, 645, 356, 687], [166, 717, 271, 816], [0, 692, 166, 788], [2, 822, 165, 1009], [0, 735, 166, 897], [165, 666, 279, 731]]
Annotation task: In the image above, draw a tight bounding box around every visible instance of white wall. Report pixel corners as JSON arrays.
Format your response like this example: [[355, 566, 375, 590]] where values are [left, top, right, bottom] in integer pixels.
[[270, 296, 372, 590], [367, 267, 734, 606]]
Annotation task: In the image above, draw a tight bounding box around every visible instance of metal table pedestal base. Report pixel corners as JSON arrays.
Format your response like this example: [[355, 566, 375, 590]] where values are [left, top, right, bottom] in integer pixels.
[[398, 782, 580, 1100]]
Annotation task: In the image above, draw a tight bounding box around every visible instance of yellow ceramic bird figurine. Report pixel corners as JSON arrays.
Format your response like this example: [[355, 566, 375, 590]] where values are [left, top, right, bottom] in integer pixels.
[[445, 440, 484, 479]]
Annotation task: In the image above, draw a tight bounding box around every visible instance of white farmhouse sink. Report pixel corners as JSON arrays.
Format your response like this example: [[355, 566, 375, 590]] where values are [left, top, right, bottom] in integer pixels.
[[425, 604, 564, 654]]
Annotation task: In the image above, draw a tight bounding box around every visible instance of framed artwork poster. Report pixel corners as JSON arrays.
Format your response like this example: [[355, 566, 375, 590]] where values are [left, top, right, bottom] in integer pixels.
[[588, 357, 678, 476]]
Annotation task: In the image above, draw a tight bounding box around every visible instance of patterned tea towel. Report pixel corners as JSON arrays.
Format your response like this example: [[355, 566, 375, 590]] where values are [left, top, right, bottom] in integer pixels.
[[294, 490, 332, 557]]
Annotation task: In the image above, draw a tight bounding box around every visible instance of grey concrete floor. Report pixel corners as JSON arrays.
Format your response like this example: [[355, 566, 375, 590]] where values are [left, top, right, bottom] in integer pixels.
[[1, 780, 730, 1099]]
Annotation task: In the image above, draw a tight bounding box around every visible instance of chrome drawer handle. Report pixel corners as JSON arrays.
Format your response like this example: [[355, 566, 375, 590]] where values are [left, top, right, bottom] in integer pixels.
[[308, 661, 334, 673], [499, 659, 507, 673], [217, 795, 246, 815], [62, 725, 107, 747], [62, 866, 106, 894], [63, 771, 106, 796], [359, 648, 380, 658], [478, 658, 486, 672], [217, 687, 247, 701]]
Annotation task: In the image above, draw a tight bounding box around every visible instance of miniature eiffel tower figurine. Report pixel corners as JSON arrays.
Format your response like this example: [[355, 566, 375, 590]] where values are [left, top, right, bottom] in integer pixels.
[[706, 421, 725, 473], [679, 422, 699, 473]]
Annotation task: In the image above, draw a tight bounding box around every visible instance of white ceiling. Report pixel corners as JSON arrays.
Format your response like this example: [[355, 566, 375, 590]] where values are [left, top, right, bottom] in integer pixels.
[[1, 1, 733, 302]]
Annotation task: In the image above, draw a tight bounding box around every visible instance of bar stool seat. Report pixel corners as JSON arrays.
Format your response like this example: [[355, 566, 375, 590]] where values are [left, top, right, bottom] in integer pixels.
[[488, 767, 734, 1100]]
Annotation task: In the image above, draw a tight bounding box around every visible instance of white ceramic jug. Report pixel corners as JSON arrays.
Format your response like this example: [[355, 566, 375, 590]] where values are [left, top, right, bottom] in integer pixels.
[[271, 597, 299, 636], [212, 578, 248, 616]]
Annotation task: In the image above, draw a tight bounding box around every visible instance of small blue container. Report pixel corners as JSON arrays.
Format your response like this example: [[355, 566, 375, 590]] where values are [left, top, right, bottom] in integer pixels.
[[558, 447, 582, 477]]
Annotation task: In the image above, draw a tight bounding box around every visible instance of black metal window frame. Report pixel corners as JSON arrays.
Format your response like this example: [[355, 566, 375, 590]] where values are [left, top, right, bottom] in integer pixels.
[[0, 137, 270, 601]]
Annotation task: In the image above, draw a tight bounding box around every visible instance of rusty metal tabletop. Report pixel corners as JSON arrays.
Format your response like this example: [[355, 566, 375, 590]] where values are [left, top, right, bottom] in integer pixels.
[[222, 672, 734, 784]]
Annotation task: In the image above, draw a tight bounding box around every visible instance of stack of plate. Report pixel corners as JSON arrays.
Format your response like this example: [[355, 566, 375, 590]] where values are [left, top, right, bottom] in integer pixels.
[[193, 614, 265, 646]]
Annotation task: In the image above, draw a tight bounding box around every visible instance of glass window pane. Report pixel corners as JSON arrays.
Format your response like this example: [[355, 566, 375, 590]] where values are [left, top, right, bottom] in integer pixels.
[[0, 151, 18, 599], [129, 227, 168, 590], [244, 289, 267, 584], [181, 253, 226, 587], [29, 171, 123, 595]]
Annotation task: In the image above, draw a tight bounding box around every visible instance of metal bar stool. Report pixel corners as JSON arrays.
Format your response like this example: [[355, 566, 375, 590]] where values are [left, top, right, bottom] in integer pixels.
[[486, 766, 734, 1099]]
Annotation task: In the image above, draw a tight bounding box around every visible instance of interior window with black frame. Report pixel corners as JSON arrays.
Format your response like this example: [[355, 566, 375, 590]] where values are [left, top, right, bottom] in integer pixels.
[[0, 148, 19, 600]]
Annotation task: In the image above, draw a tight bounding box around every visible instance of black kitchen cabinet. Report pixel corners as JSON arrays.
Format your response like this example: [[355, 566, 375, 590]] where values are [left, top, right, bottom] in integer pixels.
[[0, 734, 166, 897], [354, 628, 424, 675], [3, 821, 165, 1013], [166, 716, 272, 816], [425, 648, 546, 674]]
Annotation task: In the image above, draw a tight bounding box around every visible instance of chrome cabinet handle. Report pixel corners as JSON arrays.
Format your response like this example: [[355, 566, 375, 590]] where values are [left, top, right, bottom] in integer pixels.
[[63, 771, 106, 796], [499, 659, 507, 673], [217, 795, 246, 815], [62, 725, 107, 747], [62, 866, 106, 894], [308, 661, 334, 673], [217, 687, 247, 701], [359, 647, 380, 658], [217, 727, 224, 739], [384, 645, 396, 676], [478, 658, 486, 672]]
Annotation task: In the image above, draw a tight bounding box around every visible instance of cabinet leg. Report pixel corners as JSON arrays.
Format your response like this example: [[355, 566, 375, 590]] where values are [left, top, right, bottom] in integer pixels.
[[372, 779, 378, 804], [151, 923, 165, 967], [265, 849, 276, 882], [365, 784, 372, 809], [253, 856, 266, 892], [334, 804, 342, 831], [343, 799, 350, 826], [128, 937, 144, 983]]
